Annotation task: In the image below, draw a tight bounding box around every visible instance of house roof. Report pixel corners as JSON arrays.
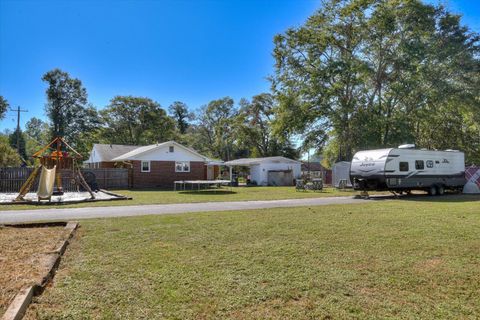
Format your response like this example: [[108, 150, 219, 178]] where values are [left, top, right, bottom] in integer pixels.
[[224, 156, 301, 166], [110, 141, 213, 162], [111, 144, 160, 161], [92, 144, 139, 162], [85, 141, 217, 164]]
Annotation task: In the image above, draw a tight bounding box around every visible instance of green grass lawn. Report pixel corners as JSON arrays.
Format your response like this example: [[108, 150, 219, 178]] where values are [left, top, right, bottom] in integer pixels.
[[0, 187, 365, 211], [28, 195, 480, 319]]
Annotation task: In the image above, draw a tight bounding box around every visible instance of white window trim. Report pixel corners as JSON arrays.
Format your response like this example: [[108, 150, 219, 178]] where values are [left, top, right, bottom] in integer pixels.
[[141, 161, 151, 173], [175, 161, 190, 173]]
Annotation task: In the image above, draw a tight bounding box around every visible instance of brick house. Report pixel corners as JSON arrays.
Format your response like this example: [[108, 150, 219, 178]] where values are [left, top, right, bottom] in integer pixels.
[[84, 141, 221, 188]]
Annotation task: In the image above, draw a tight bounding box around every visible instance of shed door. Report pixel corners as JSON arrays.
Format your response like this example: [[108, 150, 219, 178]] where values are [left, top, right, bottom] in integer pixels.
[[267, 170, 293, 186]]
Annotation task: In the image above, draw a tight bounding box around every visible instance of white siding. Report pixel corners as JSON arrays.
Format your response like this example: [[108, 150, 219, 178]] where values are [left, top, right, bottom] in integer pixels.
[[249, 164, 262, 185], [85, 146, 103, 163], [333, 161, 352, 187], [249, 161, 301, 186]]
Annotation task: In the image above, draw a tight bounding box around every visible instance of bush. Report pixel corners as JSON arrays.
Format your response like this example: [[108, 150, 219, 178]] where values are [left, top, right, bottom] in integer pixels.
[[0, 138, 21, 167]]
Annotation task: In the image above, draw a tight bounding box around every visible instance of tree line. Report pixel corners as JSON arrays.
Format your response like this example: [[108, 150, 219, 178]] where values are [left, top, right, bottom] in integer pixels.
[[0, 69, 298, 166], [271, 0, 479, 165], [1, 0, 479, 167]]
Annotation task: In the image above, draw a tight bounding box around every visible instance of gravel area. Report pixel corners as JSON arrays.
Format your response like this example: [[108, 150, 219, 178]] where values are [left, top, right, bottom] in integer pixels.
[[0, 191, 123, 204]]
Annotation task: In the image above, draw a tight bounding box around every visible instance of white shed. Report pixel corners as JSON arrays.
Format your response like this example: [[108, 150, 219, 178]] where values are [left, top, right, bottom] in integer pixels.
[[225, 156, 301, 186], [332, 161, 352, 188]]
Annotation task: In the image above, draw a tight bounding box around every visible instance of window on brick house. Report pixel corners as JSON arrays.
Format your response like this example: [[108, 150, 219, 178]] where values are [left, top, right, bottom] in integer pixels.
[[141, 161, 150, 172], [175, 161, 190, 172]]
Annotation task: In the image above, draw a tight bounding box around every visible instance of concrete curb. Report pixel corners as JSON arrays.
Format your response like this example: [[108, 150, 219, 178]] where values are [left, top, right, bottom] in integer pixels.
[[1, 287, 34, 320], [39, 222, 78, 288], [98, 189, 132, 200], [1, 221, 78, 320]]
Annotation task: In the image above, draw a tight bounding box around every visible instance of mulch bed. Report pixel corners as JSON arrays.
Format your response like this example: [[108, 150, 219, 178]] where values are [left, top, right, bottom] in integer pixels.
[[0, 224, 69, 316]]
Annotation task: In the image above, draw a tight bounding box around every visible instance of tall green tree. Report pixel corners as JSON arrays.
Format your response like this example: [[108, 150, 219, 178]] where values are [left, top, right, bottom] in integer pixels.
[[24, 117, 52, 160], [101, 96, 175, 145], [272, 0, 368, 161], [272, 0, 480, 163], [168, 101, 193, 134], [236, 93, 299, 158], [8, 128, 27, 161], [0, 135, 21, 167], [236, 94, 275, 157], [194, 97, 237, 160], [42, 69, 100, 144], [25, 117, 50, 145], [0, 96, 8, 120]]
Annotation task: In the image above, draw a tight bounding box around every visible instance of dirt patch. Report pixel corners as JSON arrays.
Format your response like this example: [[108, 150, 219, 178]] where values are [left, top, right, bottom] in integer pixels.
[[414, 257, 443, 272], [0, 225, 69, 316]]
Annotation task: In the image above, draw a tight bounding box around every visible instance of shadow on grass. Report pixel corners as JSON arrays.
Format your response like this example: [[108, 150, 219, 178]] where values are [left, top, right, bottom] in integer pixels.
[[111, 187, 239, 193], [178, 190, 237, 195], [365, 193, 480, 203]]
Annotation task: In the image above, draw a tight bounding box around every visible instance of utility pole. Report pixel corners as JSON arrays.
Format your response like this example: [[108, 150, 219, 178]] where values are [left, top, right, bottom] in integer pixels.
[[10, 106, 28, 155]]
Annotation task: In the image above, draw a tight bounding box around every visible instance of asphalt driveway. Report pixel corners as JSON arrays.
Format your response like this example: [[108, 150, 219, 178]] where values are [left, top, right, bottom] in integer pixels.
[[0, 196, 374, 224]]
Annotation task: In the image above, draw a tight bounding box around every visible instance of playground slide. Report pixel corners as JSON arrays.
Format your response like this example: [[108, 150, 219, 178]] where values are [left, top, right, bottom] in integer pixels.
[[37, 166, 56, 199]]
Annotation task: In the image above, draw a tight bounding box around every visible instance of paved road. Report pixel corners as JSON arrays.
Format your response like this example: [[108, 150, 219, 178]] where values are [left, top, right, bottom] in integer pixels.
[[0, 196, 381, 224]]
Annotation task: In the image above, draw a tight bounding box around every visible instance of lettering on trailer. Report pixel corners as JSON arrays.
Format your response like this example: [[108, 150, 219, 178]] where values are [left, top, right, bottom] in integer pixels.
[[359, 155, 376, 168], [359, 162, 375, 167]]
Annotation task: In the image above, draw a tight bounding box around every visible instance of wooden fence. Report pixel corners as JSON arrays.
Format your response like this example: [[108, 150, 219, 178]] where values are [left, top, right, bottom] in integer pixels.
[[82, 168, 131, 189], [0, 167, 130, 193]]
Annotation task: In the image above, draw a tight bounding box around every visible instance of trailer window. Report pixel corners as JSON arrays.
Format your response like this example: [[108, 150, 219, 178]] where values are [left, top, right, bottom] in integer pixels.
[[415, 160, 424, 170], [399, 162, 409, 172]]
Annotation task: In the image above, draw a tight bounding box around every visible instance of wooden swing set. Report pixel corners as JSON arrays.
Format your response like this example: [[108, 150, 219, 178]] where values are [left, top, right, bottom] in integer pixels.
[[15, 136, 95, 202]]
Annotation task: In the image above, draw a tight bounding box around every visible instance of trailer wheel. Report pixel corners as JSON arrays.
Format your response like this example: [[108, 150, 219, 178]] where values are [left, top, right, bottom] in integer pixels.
[[436, 185, 445, 195], [428, 186, 437, 196]]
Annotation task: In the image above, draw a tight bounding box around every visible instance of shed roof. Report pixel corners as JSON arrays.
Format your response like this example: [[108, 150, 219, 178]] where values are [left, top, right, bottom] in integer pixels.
[[224, 156, 301, 166]]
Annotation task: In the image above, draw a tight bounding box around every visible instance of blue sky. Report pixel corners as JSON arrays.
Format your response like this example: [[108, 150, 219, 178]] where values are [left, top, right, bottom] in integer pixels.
[[0, 0, 478, 132]]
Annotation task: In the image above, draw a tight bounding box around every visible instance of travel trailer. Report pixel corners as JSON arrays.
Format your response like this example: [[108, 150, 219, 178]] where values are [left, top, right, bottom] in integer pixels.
[[350, 145, 466, 195]]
